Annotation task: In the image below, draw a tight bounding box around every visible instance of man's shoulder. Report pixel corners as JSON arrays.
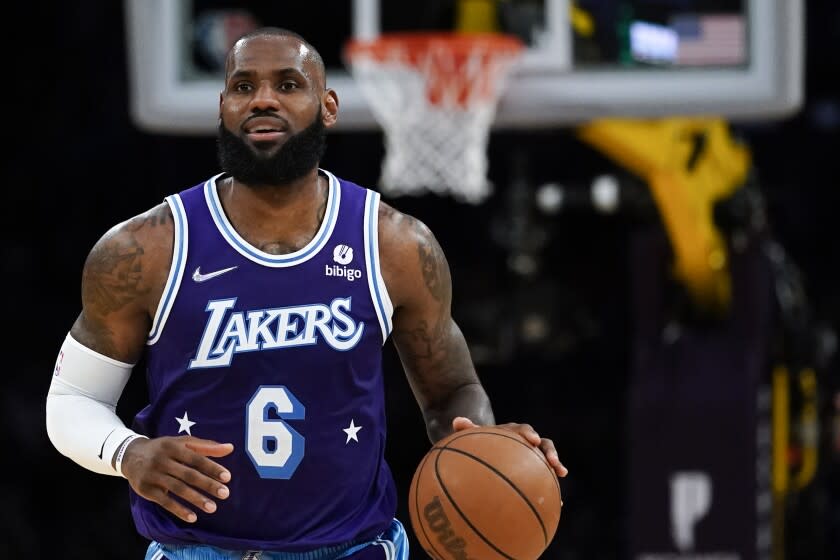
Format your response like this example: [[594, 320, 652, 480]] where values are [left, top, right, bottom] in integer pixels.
[[101, 202, 175, 254], [377, 199, 440, 260], [377, 198, 409, 229], [320, 169, 435, 246], [83, 201, 174, 292]]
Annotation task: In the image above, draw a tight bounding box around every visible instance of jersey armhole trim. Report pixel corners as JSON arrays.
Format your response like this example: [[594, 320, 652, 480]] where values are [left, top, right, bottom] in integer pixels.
[[147, 194, 188, 345], [364, 191, 394, 345]]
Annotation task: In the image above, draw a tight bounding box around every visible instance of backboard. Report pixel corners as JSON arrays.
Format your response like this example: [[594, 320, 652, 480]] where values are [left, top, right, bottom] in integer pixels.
[[124, 0, 803, 135]]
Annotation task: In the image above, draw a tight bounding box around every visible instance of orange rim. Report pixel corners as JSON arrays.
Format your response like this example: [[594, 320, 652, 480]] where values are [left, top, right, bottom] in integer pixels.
[[344, 31, 525, 62], [344, 32, 525, 106]]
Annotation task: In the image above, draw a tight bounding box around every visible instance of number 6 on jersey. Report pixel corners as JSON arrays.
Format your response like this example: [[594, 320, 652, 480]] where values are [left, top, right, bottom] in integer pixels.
[[246, 386, 305, 479]]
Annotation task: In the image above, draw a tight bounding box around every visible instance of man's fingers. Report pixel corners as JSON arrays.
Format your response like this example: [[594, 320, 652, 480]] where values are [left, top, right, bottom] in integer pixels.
[[493, 424, 568, 477], [494, 422, 541, 446], [172, 458, 231, 500], [163, 474, 221, 515], [134, 472, 204, 524], [515, 423, 542, 446], [184, 439, 235, 458], [178, 439, 233, 482], [150, 486, 199, 524], [539, 439, 569, 477], [452, 416, 478, 432]]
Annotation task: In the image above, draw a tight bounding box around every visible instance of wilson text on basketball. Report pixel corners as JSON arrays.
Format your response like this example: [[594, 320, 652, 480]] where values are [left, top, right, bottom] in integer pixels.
[[424, 496, 475, 560]]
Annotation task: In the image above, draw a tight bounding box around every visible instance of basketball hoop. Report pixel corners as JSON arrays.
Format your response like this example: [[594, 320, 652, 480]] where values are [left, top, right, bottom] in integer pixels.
[[344, 32, 525, 203]]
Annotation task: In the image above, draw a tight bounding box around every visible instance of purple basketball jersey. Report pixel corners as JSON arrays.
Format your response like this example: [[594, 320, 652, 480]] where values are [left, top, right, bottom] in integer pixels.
[[130, 170, 397, 552]]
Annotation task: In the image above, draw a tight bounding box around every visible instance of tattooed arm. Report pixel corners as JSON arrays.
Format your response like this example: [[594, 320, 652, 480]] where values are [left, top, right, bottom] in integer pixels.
[[69, 203, 174, 362], [378, 202, 568, 476], [378, 202, 493, 442], [51, 203, 234, 522]]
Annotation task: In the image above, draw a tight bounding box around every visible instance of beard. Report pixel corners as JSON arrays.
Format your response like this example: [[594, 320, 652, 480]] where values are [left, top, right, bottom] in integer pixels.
[[216, 109, 327, 186]]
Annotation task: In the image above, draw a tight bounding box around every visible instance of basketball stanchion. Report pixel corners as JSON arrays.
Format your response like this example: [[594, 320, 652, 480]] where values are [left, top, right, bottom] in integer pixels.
[[344, 32, 524, 203]]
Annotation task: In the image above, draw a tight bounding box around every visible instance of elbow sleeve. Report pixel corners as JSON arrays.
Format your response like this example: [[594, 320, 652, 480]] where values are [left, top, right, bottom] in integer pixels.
[[46, 334, 138, 476]]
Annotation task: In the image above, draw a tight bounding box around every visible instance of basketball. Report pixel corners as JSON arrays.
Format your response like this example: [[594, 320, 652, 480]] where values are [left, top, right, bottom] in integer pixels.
[[408, 426, 562, 560]]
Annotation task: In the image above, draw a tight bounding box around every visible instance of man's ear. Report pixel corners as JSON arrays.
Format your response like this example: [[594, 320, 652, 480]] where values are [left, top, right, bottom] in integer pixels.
[[322, 89, 339, 128]]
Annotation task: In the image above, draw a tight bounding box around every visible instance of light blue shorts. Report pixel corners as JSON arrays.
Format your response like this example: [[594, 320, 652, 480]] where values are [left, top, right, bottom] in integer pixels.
[[144, 519, 409, 560]]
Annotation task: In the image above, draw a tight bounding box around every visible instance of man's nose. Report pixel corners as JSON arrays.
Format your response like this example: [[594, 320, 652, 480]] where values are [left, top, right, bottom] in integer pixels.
[[250, 82, 281, 110]]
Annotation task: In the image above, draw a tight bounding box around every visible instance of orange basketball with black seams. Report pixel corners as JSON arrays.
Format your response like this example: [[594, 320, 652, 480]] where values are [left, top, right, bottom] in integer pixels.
[[408, 427, 563, 560]]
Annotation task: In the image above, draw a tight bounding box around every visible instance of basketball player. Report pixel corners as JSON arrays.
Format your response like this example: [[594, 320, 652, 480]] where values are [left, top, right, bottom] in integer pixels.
[[45, 28, 567, 560]]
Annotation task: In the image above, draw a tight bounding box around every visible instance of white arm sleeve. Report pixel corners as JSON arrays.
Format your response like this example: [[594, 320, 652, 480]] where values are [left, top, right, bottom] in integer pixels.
[[46, 333, 142, 476]]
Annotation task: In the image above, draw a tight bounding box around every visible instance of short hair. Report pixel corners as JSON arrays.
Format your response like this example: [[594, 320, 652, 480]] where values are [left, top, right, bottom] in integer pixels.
[[225, 27, 326, 85]]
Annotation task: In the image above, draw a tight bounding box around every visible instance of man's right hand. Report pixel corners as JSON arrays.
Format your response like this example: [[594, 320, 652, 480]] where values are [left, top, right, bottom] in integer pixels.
[[118, 436, 233, 523]]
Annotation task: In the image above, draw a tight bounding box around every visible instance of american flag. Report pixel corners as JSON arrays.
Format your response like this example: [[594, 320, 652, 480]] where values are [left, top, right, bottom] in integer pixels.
[[670, 13, 746, 67]]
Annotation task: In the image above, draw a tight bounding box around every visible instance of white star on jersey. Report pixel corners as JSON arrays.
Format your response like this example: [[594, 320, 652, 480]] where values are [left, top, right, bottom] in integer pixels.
[[343, 419, 362, 444], [176, 411, 196, 435]]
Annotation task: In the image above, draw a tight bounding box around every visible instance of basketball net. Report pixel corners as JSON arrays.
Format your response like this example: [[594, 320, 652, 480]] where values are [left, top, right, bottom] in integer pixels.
[[344, 32, 524, 203]]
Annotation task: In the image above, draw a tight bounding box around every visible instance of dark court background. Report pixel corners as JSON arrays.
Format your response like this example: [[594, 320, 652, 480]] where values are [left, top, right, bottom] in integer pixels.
[[3, 1, 838, 559]]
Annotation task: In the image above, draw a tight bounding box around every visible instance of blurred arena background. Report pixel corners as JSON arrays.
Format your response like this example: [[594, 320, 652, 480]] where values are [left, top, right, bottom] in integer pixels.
[[3, 1, 838, 558]]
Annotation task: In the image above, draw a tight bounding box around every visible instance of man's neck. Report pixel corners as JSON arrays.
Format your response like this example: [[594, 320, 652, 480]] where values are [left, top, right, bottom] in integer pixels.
[[217, 169, 329, 254]]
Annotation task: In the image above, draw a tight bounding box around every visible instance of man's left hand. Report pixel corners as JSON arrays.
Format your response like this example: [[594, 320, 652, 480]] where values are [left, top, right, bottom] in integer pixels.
[[452, 416, 569, 477]]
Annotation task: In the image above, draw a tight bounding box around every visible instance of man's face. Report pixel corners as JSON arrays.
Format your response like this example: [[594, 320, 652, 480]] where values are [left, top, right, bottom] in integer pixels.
[[217, 35, 329, 185]]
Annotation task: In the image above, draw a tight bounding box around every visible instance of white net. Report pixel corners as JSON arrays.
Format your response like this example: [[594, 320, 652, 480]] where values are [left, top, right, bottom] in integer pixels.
[[345, 34, 524, 204]]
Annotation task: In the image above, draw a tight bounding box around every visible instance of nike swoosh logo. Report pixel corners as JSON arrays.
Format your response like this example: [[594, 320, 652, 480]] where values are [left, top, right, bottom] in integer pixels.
[[98, 428, 116, 460], [193, 266, 238, 283]]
